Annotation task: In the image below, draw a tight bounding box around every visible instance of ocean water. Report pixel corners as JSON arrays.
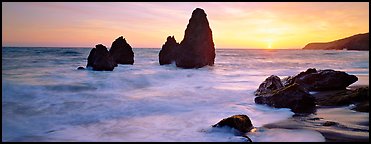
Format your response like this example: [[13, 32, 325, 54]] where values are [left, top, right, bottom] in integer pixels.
[[2, 47, 369, 142]]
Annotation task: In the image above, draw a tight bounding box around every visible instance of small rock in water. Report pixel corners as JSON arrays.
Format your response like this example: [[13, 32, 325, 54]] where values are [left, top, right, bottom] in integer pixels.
[[213, 114, 254, 133], [308, 117, 323, 121], [323, 121, 338, 126], [77, 66, 85, 70]]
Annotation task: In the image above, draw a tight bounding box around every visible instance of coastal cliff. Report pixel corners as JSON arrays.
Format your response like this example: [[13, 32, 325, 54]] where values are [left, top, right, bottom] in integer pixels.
[[303, 33, 369, 51]]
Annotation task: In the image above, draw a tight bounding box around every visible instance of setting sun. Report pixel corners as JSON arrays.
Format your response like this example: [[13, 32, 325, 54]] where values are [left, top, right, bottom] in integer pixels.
[[268, 43, 272, 49]]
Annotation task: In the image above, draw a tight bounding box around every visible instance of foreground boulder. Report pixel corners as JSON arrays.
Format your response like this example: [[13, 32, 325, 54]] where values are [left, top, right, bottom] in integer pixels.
[[254, 68, 359, 114], [109, 36, 134, 65], [283, 68, 358, 91], [255, 83, 316, 114], [212, 114, 254, 133], [254, 75, 284, 96], [86, 44, 117, 71], [159, 36, 179, 65], [159, 8, 215, 68]]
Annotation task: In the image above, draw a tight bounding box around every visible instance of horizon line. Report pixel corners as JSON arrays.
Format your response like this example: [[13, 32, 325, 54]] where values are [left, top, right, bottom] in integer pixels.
[[2, 46, 302, 50]]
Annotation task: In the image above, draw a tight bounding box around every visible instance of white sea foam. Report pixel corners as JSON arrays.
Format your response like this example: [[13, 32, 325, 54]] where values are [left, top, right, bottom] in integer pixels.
[[2, 48, 368, 142]]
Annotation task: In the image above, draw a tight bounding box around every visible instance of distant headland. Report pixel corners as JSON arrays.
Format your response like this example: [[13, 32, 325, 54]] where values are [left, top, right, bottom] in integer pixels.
[[303, 32, 369, 51]]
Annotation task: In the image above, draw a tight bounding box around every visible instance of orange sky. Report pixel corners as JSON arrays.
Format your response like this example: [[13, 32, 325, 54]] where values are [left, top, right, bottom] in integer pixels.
[[2, 2, 369, 49]]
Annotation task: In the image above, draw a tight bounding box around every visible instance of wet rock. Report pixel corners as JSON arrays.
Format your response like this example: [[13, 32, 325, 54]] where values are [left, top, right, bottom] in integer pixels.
[[353, 101, 369, 112], [77, 66, 85, 70], [255, 75, 284, 96], [323, 121, 338, 126], [109, 36, 134, 65], [159, 36, 179, 65], [175, 8, 215, 68], [313, 86, 369, 112], [212, 114, 254, 133], [283, 68, 358, 91], [255, 83, 316, 114], [86, 44, 116, 71], [308, 117, 323, 121], [282, 68, 317, 86]]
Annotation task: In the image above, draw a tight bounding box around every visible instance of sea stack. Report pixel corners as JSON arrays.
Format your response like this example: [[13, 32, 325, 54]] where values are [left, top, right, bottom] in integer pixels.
[[177, 8, 215, 68], [159, 36, 179, 65], [159, 8, 215, 68], [86, 44, 117, 71], [109, 36, 134, 65]]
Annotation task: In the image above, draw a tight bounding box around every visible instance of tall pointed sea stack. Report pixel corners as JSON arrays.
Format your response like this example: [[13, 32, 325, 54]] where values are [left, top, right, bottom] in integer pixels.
[[109, 36, 134, 65], [176, 8, 215, 68], [159, 8, 215, 68]]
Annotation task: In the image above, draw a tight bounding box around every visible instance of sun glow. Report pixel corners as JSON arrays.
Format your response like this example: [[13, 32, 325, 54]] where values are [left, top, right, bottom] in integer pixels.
[[2, 2, 369, 49], [267, 42, 272, 49], [265, 39, 273, 49]]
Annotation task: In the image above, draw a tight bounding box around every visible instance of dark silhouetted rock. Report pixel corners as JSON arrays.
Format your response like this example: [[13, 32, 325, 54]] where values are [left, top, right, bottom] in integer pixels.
[[77, 66, 85, 70], [323, 121, 338, 126], [175, 8, 215, 68], [109, 36, 134, 65], [303, 32, 369, 51], [159, 36, 179, 65], [312, 86, 369, 112], [283, 68, 358, 91], [353, 101, 369, 112], [255, 83, 316, 114], [212, 114, 254, 133], [86, 44, 116, 71], [255, 75, 284, 96], [87, 48, 96, 68]]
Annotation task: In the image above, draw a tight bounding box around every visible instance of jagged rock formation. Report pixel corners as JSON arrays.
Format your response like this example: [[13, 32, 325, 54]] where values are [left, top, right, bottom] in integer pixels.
[[159, 36, 179, 65], [283, 68, 358, 91], [313, 86, 369, 112], [255, 83, 316, 114], [109, 36, 134, 65], [254, 75, 284, 96], [303, 33, 369, 51], [86, 44, 117, 71], [159, 8, 215, 68], [254, 68, 359, 114]]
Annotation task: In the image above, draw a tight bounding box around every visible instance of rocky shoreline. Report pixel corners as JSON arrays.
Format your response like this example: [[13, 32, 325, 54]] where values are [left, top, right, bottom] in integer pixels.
[[72, 7, 368, 142], [212, 70, 369, 142]]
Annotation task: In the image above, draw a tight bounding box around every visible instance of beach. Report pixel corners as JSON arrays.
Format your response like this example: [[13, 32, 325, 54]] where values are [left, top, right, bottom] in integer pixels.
[[261, 74, 369, 142], [2, 47, 369, 142]]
